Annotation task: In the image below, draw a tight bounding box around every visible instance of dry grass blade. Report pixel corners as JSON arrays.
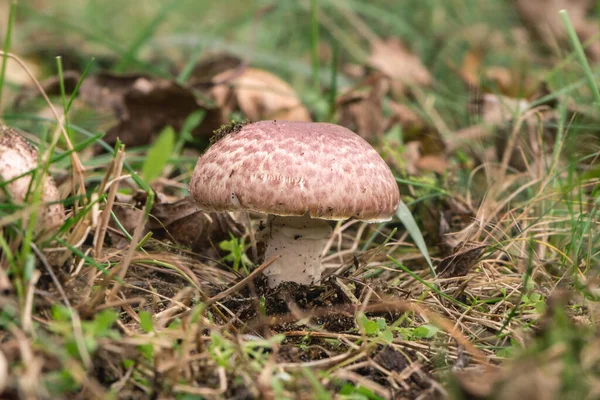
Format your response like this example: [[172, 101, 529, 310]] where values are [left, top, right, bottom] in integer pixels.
[[0, 51, 86, 199], [2, 3, 599, 398], [436, 245, 487, 278], [205, 255, 280, 306], [93, 146, 126, 257]]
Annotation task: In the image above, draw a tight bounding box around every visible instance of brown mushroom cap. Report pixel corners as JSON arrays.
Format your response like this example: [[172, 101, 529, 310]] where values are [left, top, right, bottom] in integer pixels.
[[0, 125, 65, 236], [190, 120, 400, 221]]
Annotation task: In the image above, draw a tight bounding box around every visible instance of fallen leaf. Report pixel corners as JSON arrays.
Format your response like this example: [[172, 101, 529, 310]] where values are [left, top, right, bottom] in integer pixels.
[[373, 346, 410, 372], [471, 93, 531, 126], [337, 73, 388, 140], [415, 154, 449, 174], [79, 72, 147, 118], [416, 197, 475, 259], [386, 101, 423, 130], [2, 57, 42, 87], [211, 67, 311, 122], [516, 0, 600, 61], [458, 48, 539, 98], [459, 49, 484, 89], [79, 72, 222, 149], [109, 194, 244, 252], [436, 244, 486, 278], [1, 57, 43, 112], [109, 198, 144, 249], [384, 100, 448, 175], [14, 70, 81, 108], [368, 37, 432, 96], [399, 141, 422, 176], [100, 75, 201, 147], [468, 93, 558, 172], [452, 366, 502, 399], [148, 197, 244, 252], [187, 52, 244, 88]]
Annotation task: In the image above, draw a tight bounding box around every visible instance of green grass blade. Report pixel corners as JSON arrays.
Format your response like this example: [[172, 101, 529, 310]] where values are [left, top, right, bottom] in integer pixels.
[[310, 0, 320, 92], [0, 1, 17, 109], [177, 46, 204, 85], [395, 199, 436, 278], [115, 0, 178, 72], [387, 256, 467, 308], [65, 57, 95, 114], [141, 126, 175, 183], [327, 41, 339, 122], [560, 9, 600, 107]]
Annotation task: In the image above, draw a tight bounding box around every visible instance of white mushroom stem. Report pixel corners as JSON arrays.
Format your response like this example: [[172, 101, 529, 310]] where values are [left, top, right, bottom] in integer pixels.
[[258, 213, 332, 287]]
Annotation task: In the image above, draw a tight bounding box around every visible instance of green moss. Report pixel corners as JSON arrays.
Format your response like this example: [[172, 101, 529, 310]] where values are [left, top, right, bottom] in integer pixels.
[[209, 119, 249, 146]]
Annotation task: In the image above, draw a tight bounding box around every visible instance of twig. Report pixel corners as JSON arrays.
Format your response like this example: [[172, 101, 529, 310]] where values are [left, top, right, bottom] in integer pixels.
[[21, 270, 40, 333], [255, 299, 494, 369], [205, 255, 280, 306], [31, 243, 71, 307], [94, 147, 125, 257]]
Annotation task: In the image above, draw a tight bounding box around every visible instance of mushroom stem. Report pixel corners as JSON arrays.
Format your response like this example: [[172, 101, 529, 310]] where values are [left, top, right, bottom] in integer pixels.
[[259, 213, 332, 287]]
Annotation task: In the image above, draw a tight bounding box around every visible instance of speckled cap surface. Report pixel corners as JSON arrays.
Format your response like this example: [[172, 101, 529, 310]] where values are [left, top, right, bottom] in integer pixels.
[[190, 121, 400, 221], [0, 125, 65, 235]]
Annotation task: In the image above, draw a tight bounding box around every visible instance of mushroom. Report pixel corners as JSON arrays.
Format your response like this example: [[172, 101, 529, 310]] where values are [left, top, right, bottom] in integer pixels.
[[0, 125, 65, 238], [190, 120, 399, 287]]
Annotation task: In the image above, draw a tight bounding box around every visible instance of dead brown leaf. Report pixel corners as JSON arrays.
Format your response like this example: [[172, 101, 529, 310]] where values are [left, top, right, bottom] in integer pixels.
[[79, 73, 208, 148], [108, 194, 244, 253], [14, 70, 81, 108], [148, 197, 244, 252], [471, 93, 531, 126], [79, 73, 146, 119], [384, 99, 449, 175], [386, 101, 423, 130], [399, 141, 422, 176], [415, 154, 449, 174], [436, 244, 486, 278], [466, 92, 558, 172], [187, 53, 244, 88], [368, 37, 432, 96], [458, 48, 539, 98], [452, 366, 503, 399], [516, 0, 600, 61], [459, 49, 484, 89], [390, 140, 448, 176], [337, 73, 388, 141], [211, 67, 311, 122], [77, 72, 228, 149]]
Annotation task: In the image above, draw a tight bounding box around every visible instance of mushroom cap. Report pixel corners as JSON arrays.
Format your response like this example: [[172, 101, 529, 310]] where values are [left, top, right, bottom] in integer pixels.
[[190, 120, 400, 221], [0, 125, 65, 236]]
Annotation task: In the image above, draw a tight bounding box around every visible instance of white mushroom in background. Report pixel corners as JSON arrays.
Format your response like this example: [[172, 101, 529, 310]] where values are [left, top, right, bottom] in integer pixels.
[[190, 120, 400, 287], [0, 125, 65, 239]]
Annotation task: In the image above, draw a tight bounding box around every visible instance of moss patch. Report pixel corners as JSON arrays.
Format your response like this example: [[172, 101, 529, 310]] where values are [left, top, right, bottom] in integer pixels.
[[209, 119, 249, 145]]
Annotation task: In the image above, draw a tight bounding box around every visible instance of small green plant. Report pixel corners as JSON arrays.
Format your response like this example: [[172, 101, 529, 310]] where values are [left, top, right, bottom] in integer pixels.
[[356, 312, 393, 344], [36, 306, 121, 395], [207, 331, 285, 378], [219, 233, 253, 273], [411, 324, 441, 339], [521, 292, 547, 315], [141, 125, 175, 183], [496, 337, 522, 359], [47, 306, 120, 359], [338, 382, 385, 400]]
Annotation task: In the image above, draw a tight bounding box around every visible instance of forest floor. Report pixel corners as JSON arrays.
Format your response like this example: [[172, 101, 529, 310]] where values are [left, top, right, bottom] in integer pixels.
[[0, 1, 599, 399]]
